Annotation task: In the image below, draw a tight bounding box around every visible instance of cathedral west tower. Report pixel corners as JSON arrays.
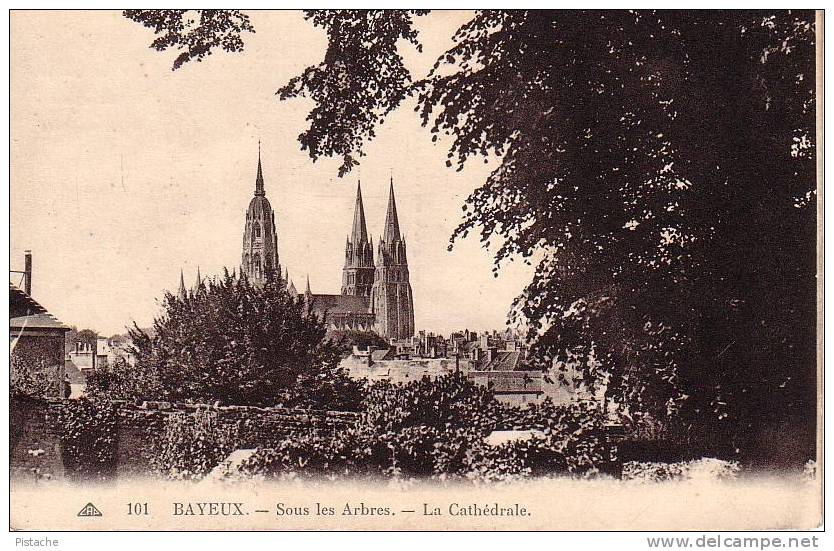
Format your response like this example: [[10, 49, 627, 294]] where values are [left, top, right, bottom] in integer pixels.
[[242, 145, 280, 286], [370, 179, 415, 339], [342, 182, 375, 297]]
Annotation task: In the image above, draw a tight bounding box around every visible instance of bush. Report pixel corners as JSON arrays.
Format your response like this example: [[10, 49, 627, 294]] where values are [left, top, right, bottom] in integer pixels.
[[126, 270, 348, 408], [361, 371, 503, 434], [85, 357, 163, 403], [622, 458, 742, 482], [150, 410, 241, 480], [240, 430, 370, 479], [58, 398, 119, 480], [327, 330, 389, 356], [10, 355, 54, 400], [240, 374, 609, 482]]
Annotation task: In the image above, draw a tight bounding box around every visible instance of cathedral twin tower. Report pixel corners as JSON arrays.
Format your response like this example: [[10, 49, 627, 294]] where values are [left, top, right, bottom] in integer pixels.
[[242, 148, 415, 340]]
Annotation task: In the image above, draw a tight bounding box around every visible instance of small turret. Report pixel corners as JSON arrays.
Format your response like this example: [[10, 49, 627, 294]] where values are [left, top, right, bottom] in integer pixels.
[[178, 269, 187, 299]]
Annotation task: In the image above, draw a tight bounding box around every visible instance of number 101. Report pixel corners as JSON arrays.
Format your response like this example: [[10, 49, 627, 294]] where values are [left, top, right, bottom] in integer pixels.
[[127, 502, 149, 515]]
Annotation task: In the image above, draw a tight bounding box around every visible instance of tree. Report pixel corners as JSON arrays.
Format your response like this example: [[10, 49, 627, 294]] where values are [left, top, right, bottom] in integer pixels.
[[113, 270, 357, 408], [124, 10, 254, 70], [125, 10, 817, 463], [327, 329, 389, 356]]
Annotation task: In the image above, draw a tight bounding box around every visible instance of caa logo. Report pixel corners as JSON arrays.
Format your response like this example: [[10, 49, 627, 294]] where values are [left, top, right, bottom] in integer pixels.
[[77, 503, 103, 517]]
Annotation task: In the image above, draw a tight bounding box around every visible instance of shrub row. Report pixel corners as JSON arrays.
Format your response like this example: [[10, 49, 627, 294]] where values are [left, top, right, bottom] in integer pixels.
[[49, 372, 613, 482]]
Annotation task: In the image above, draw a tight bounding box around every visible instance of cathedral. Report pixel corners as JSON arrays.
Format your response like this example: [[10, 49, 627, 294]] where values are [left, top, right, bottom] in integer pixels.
[[241, 147, 415, 340]]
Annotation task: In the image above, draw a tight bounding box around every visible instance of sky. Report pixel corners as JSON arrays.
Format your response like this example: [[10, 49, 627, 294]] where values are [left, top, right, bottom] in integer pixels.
[[10, 10, 534, 336]]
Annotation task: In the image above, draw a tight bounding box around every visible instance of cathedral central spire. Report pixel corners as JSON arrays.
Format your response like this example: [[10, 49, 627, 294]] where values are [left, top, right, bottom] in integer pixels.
[[242, 143, 280, 286], [382, 178, 401, 243], [255, 141, 265, 197]]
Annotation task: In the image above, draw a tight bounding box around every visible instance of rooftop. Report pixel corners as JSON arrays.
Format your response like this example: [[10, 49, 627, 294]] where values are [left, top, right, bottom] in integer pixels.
[[9, 283, 70, 331], [308, 294, 371, 316]]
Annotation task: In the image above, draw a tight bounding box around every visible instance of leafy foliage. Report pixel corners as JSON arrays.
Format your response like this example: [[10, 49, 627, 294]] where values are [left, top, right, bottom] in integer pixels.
[[278, 10, 429, 176], [10, 355, 53, 400], [58, 398, 119, 480], [124, 10, 254, 70], [85, 357, 155, 403], [240, 372, 608, 481], [361, 371, 501, 433], [151, 410, 241, 480], [121, 270, 356, 409], [327, 329, 389, 355]]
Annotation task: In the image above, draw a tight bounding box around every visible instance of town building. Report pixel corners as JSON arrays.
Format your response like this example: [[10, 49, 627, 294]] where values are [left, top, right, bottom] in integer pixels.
[[10, 252, 70, 398], [67, 337, 111, 373]]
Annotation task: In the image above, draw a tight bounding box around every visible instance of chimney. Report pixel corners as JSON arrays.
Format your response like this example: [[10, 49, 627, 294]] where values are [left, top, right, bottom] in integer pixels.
[[23, 250, 32, 296]]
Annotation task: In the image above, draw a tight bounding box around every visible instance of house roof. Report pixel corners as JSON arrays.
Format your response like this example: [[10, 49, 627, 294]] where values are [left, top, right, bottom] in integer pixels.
[[370, 348, 393, 361], [481, 350, 524, 371], [63, 359, 87, 384], [308, 294, 370, 316], [9, 283, 70, 331]]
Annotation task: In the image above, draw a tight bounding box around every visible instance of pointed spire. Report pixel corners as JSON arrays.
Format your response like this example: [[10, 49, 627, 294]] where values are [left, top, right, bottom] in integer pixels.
[[255, 141, 265, 197], [178, 269, 186, 298], [305, 274, 312, 296], [288, 279, 297, 296], [350, 180, 369, 245], [382, 176, 401, 243], [195, 266, 202, 288]]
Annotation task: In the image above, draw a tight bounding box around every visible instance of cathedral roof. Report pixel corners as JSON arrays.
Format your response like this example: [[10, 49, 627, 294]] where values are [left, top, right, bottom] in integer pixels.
[[247, 195, 274, 219], [308, 294, 370, 316], [382, 178, 402, 243], [247, 143, 273, 217]]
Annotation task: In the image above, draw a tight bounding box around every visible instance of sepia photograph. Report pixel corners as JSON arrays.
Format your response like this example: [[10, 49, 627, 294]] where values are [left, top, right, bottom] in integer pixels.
[[8, 8, 823, 535]]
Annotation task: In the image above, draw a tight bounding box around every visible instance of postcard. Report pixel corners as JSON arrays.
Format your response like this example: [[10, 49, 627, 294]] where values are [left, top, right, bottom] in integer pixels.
[[9, 9, 823, 532]]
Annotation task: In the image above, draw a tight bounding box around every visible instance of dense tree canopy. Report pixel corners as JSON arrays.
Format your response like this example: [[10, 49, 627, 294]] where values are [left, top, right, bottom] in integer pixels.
[[91, 270, 362, 409], [126, 10, 817, 463]]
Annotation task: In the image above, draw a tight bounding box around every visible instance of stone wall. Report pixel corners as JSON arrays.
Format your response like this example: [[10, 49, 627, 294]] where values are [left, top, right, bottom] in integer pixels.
[[10, 396, 64, 483], [9, 399, 360, 481]]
